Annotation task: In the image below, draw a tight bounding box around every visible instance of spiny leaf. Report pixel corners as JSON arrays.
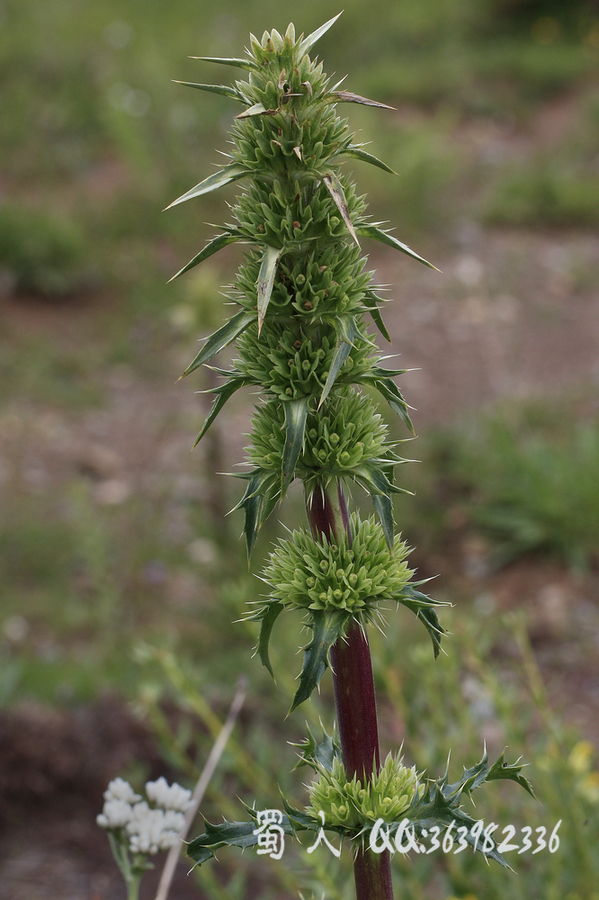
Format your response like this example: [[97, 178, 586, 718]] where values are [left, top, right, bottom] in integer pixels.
[[319, 317, 358, 408], [257, 602, 284, 679], [188, 817, 280, 867], [395, 584, 448, 659], [290, 610, 348, 713], [341, 145, 397, 174], [362, 290, 391, 342], [190, 56, 259, 71], [192, 376, 248, 446], [165, 164, 249, 210], [257, 244, 283, 333], [172, 81, 247, 103], [323, 172, 360, 247], [292, 724, 340, 772], [297, 12, 343, 59], [181, 310, 254, 377], [486, 751, 537, 799], [332, 91, 394, 110], [168, 231, 243, 283], [355, 223, 439, 270], [282, 397, 308, 494]]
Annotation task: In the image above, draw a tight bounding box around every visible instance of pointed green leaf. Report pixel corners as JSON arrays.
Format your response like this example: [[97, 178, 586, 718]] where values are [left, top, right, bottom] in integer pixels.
[[235, 102, 276, 119], [319, 317, 357, 407], [165, 164, 249, 210], [362, 290, 391, 342], [297, 12, 343, 59], [367, 375, 414, 434], [234, 469, 279, 558], [290, 611, 348, 712], [236, 470, 266, 558], [371, 493, 394, 549], [354, 460, 404, 497], [256, 244, 283, 333], [256, 602, 284, 678], [332, 91, 394, 110], [341, 145, 397, 174], [237, 474, 264, 559], [190, 56, 260, 71], [172, 81, 246, 102], [192, 377, 247, 446], [282, 397, 308, 493], [168, 231, 243, 283], [181, 310, 254, 377], [355, 224, 439, 270], [323, 172, 359, 247]]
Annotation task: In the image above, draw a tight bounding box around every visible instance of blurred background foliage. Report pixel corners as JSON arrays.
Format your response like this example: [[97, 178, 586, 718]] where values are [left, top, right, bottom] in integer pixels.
[[1, 0, 598, 897]]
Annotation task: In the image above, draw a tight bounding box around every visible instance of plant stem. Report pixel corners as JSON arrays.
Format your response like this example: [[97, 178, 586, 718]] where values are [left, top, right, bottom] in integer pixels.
[[306, 482, 394, 900]]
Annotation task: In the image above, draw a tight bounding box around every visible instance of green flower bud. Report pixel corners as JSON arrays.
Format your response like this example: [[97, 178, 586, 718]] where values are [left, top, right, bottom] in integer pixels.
[[262, 514, 413, 616], [307, 753, 420, 834]]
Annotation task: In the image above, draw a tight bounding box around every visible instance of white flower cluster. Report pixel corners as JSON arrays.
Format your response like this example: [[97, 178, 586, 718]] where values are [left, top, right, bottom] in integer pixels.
[[97, 776, 194, 856]]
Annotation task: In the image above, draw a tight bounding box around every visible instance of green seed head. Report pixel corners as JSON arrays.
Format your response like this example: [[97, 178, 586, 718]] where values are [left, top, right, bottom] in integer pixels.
[[262, 514, 413, 614], [307, 753, 420, 833], [246, 387, 391, 480]]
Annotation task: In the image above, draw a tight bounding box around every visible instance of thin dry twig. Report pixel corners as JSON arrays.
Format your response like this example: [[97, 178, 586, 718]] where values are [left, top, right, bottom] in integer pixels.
[[154, 679, 247, 900]]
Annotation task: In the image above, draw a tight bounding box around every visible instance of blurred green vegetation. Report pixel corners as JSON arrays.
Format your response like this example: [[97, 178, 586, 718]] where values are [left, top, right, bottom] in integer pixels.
[[1, 0, 598, 301], [396, 398, 599, 570]]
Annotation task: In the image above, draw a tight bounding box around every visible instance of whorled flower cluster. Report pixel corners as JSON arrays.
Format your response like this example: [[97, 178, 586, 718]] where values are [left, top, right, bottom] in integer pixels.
[[97, 776, 193, 856], [263, 514, 413, 614], [234, 243, 371, 327], [307, 753, 420, 832], [247, 387, 392, 483], [234, 322, 375, 402]]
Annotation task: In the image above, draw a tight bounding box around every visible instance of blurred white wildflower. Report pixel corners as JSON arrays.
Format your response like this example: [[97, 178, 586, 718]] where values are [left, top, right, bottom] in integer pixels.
[[97, 776, 191, 855], [126, 802, 186, 854], [145, 776, 193, 813]]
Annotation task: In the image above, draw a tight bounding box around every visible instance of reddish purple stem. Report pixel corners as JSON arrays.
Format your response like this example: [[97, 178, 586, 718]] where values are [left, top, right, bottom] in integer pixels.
[[306, 483, 394, 900]]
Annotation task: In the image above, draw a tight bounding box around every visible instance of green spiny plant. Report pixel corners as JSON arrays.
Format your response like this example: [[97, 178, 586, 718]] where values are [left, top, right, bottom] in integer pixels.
[[168, 15, 534, 900]]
